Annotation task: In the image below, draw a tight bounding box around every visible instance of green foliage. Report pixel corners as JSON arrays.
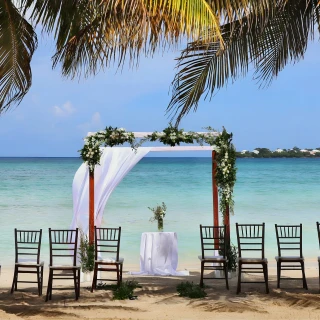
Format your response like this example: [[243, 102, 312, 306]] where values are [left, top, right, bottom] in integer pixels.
[[148, 202, 167, 231], [167, 1, 320, 125], [0, 0, 37, 112], [78, 233, 95, 273], [80, 126, 135, 172], [79, 125, 222, 171], [227, 244, 238, 272], [214, 128, 237, 216], [112, 280, 141, 300], [177, 281, 207, 299], [147, 124, 195, 146], [236, 147, 320, 158], [220, 243, 238, 272]]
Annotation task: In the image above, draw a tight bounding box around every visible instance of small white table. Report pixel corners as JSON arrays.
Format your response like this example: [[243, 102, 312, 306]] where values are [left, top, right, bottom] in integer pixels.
[[131, 232, 189, 276]]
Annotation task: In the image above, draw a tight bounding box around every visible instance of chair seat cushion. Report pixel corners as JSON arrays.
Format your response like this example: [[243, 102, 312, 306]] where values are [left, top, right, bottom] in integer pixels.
[[275, 256, 304, 261], [238, 257, 268, 263], [49, 264, 81, 269], [96, 257, 124, 263], [16, 258, 44, 266], [198, 255, 226, 261]]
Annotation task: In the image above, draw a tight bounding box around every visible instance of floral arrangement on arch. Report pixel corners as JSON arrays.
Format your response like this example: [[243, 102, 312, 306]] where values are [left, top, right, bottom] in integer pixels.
[[147, 124, 199, 146], [213, 128, 237, 216], [80, 127, 135, 172], [79, 125, 237, 218]]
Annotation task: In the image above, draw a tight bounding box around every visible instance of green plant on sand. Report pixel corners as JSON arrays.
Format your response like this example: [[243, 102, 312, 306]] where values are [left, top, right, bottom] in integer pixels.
[[177, 281, 207, 299], [78, 232, 95, 273], [112, 280, 141, 300], [219, 243, 238, 273]]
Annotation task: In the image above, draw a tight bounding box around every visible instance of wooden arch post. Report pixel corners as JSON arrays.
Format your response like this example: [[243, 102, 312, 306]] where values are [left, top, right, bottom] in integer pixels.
[[212, 151, 219, 228], [212, 151, 230, 246], [212, 151, 219, 249], [89, 170, 95, 244]]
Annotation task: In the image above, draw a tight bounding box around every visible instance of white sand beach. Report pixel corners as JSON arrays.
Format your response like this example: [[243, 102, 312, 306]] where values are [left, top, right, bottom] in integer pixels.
[[0, 261, 319, 320]]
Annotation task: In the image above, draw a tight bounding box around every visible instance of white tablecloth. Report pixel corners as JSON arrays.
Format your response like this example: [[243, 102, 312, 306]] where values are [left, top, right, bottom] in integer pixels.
[[130, 232, 189, 276]]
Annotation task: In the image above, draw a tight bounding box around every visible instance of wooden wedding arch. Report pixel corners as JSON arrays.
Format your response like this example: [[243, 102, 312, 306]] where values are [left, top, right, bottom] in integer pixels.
[[86, 131, 231, 246]]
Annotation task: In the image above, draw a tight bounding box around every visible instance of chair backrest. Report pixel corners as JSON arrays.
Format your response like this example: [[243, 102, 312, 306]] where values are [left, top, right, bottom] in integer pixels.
[[94, 227, 121, 261], [316, 222, 320, 248], [48, 228, 78, 266], [200, 225, 227, 258], [14, 229, 42, 264], [275, 224, 303, 258], [236, 223, 265, 259]]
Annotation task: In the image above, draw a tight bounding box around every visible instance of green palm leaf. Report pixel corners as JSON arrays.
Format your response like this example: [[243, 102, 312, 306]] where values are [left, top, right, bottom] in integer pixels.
[[21, 0, 224, 78], [0, 0, 37, 112], [22, 0, 279, 79], [168, 0, 318, 125]]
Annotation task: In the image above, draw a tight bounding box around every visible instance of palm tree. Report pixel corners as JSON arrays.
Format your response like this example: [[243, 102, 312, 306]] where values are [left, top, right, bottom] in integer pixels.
[[168, 0, 320, 124], [0, 0, 225, 113], [1, 0, 286, 114], [0, 1, 37, 113]]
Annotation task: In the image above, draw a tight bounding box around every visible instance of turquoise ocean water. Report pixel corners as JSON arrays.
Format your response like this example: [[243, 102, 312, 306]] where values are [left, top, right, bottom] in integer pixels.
[[0, 157, 319, 267]]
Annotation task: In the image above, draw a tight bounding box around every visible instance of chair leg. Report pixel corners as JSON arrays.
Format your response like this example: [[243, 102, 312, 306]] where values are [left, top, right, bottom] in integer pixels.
[[11, 266, 18, 294], [116, 264, 120, 286], [263, 263, 269, 294], [46, 269, 52, 302], [91, 263, 98, 292], [236, 264, 241, 294], [301, 261, 308, 290], [318, 261, 320, 293], [15, 267, 18, 291], [77, 269, 81, 298], [49, 272, 53, 300], [200, 262, 204, 287], [224, 262, 229, 290], [37, 266, 41, 296], [277, 261, 281, 288], [73, 269, 78, 300], [40, 266, 44, 295], [119, 264, 123, 284]]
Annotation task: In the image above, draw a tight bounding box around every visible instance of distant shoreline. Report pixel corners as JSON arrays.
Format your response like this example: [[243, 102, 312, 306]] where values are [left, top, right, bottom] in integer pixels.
[[1, 156, 320, 159]]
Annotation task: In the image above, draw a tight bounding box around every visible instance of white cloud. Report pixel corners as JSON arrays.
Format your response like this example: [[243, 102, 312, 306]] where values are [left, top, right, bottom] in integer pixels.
[[77, 112, 102, 134], [53, 101, 76, 117]]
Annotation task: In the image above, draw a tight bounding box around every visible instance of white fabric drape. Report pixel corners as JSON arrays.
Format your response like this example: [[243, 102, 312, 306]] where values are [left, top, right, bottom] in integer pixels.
[[71, 147, 151, 233]]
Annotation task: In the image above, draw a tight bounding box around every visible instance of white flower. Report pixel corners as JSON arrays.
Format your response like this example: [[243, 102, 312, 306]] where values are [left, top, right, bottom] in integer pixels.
[[118, 128, 125, 131]]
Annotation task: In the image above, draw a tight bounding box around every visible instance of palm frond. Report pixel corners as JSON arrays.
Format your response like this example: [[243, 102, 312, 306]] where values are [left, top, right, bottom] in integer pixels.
[[168, 0, 318, 125], [21, 0, 280, 79], [0, 0, 37, 112], [253, 1, 314, 86], [20, 0, 224, 78]]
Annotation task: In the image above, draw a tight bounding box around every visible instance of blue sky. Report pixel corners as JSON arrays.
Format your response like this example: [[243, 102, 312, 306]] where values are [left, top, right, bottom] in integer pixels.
[[0, 34, 319, 157]]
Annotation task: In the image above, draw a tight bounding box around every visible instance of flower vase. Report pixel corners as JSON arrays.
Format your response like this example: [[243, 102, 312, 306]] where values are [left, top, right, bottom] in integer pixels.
[[157, 218, 164, 232], [80, 270, 93, 283]]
